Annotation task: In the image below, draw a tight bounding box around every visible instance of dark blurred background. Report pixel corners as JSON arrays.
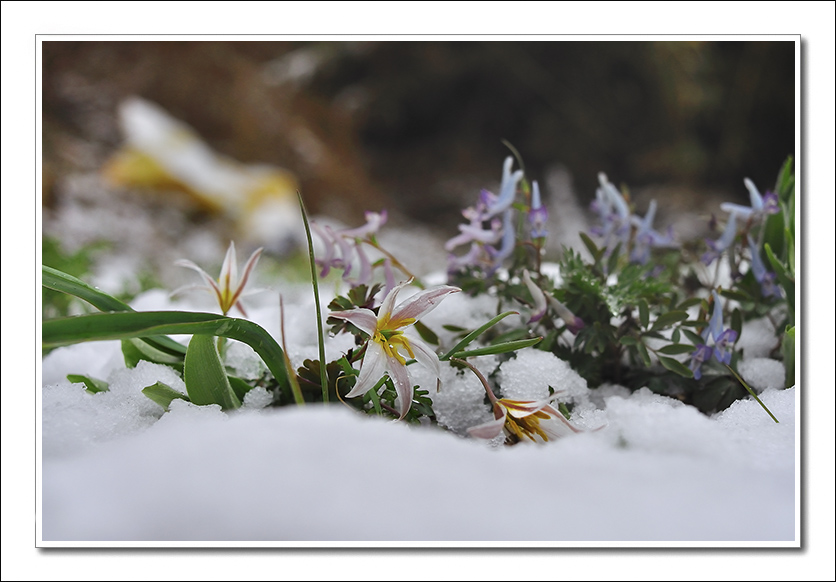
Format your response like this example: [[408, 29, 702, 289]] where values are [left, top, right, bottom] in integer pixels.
[[42, 39, 795, 237]]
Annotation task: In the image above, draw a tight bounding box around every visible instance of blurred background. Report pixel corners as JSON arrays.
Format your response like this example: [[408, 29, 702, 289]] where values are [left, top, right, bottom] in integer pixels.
[[41, 39, 796, 292]]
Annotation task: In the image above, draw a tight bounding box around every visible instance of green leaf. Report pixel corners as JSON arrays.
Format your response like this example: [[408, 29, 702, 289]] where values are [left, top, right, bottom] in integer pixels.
[[671, 327, 681, 343], [228, 375, 256, 402], [658, 356, 693, 377], [619, 336, 639, 346], [764, 243, 795, 325], [731, 308, 742, 341], [141, 381, 189, 410], [66, 374, 109, 394], [775, 156, 794, 205], [782, 325, 795, 389], [637, 342, 652, 367], [43, 266, 187, 358], [650, 311, 688, 332], [121, 338, 185, 370], [579, 232, 602, 263], [449, 337, 542, 359], [638, 299, 649, 329], [675, 297, 703, 311], [657, 343, 696, 355], [719, 288, 752, 303], [184, 335, 240, 409], [681, 328, 704, 346], [440, 310, 520, 360], [413, 320, 439, 346], [42, 310, 295, 403]]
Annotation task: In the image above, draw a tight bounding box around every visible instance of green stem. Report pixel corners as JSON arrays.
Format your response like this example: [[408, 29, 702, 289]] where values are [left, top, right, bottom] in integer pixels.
[[297, 191, 329, 403], [726, 364, 779, 423]]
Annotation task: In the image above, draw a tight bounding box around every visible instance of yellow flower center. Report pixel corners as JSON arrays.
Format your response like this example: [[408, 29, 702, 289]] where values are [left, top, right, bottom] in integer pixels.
[[502, 407, 551, 444], [374, 327, 416, 366]]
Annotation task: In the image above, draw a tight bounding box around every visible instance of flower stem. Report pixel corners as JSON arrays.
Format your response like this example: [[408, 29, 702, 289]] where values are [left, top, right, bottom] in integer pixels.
[[451, 357, 497, 404], [726, 364, 779, 423], [297, 190, 329, 403]]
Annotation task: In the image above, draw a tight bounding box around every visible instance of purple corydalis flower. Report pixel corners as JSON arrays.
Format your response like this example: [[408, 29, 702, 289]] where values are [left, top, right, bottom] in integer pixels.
[[339, 210, 388, 239], [591, 173, 632, 254], [629, 200, 677, 264], [528, 180, 549, 240], [748, 238, 781, 299], [721, 178, 780, 221], [329, 280, 460, 419], [486, 156, 524, 216], [690, 290, 738, 378], [486, 208, 516, 272], [702, 212, 739, 266], [689, 344, 713, 380], [311, 211, 388, 283]]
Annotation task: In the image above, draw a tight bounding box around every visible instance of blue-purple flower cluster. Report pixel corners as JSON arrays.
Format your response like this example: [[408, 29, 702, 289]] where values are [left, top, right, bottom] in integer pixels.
[[445, 156, 525, 275], [590, 173, 676, 265], [689, 291, 738, 380]]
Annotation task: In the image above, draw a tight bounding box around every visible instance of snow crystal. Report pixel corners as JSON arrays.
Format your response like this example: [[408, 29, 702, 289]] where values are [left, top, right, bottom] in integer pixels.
[[224, 341, 266, 380], [416, 357, 496, 437], [496, 349, 590, 408], [42, 360, 180, 457], [242, 386, 273, 409]]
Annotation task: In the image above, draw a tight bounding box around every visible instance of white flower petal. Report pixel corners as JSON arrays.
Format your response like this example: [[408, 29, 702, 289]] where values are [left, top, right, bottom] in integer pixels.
[[467, 411, 507, 439], [407, 335, 441, 380], [328, 307, 378, 337], [389, 285, 460, 324], [345, 341, 388, 398], [386, 355, 413, 420]]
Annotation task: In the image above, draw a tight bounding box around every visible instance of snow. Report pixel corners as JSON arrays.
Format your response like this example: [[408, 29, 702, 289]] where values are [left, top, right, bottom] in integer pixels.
[[38, 287, 799, 544]]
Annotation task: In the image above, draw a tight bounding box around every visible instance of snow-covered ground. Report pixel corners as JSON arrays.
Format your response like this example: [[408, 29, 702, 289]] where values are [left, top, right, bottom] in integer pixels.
[[39, 282, 798, 544]]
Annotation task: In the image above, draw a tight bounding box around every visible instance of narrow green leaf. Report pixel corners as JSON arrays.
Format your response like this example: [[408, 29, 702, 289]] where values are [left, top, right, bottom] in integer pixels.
[[638, 299, 649, 329], [657, 343, 696, 355], [719, 288, 752, 303], [579, 232, 601, 262], [782, 325, 795, 389], [121, 338, 184, 369], [42, 310, 292, 400], [184, 335, 240, 409], [43, 266, 187, 358], [726, 364, 779, 423], [671, 327, 681, 343], [66, 374, 109, 394], [619, 336, 639, 346], [439, 311, 520, 360], [297, 190, 328, 404], [449, 337, 542, 359], [637, 342, 652, 367], [650, 310, 688, 332], [142, 381, 189, 410], [764, 243, 795, 324], [675, 297, 703, 311]]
